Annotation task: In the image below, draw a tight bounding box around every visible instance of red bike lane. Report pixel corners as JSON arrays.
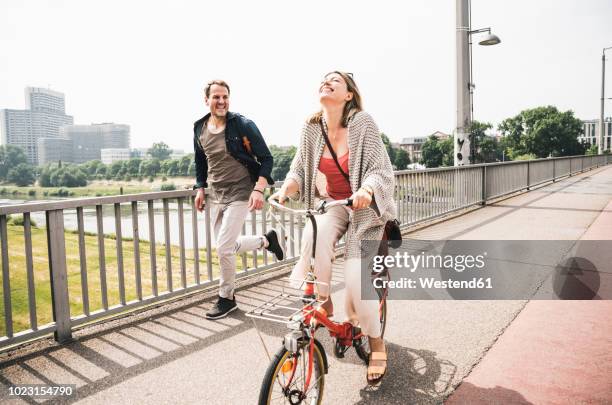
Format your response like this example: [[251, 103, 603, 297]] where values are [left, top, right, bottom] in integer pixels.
[[447, 200, 612, 405]]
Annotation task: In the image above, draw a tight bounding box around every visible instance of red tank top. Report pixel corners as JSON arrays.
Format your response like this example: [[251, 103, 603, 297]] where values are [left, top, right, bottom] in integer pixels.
[[319, 152, 352, 200]]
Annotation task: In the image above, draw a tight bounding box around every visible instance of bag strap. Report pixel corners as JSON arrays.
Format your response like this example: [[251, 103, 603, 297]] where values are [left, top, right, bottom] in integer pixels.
[[320, 121, 350, 184]]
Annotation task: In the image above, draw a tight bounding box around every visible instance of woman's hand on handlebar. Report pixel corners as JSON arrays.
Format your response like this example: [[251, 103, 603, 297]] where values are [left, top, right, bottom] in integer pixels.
[[350, 187, 372, 210]]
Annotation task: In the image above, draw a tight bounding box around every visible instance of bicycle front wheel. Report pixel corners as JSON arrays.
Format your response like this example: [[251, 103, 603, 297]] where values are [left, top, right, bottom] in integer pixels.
[[258, 339, 326, 405]]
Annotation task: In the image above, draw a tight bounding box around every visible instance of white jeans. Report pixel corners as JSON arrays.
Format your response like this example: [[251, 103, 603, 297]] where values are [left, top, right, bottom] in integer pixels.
[[290, 205, 382, 338], [210, 201, 265, 299]]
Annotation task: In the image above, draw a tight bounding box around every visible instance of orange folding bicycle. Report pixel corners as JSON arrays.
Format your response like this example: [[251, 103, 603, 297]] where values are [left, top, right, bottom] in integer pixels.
[[247, 198, 389, 405]]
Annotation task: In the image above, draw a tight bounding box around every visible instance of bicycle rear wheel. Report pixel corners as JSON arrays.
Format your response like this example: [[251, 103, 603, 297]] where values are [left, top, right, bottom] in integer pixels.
[[258, 339, 326, 405]]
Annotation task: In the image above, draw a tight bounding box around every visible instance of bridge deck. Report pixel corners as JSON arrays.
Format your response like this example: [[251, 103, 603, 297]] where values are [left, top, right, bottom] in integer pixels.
[[1, 166, 611, 404]]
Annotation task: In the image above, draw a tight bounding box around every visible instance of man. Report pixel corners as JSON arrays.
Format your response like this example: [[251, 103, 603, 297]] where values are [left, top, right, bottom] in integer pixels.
[[194, 79, 283, 319]]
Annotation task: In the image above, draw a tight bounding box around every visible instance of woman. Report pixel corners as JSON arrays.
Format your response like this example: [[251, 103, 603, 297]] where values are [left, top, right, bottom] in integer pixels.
[[270, 71, 396, 385]]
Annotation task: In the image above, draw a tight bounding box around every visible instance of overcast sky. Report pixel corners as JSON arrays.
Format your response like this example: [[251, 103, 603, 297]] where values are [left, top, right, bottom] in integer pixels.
[[1, 0, 611, 151]]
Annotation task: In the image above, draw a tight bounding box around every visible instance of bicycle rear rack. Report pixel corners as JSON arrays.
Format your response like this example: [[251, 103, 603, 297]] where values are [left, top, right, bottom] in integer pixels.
[[245, 277, 329, 325]]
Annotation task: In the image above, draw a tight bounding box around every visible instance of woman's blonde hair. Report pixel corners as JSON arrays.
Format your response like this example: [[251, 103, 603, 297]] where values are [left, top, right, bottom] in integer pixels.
[[308, 71, 363, 128]]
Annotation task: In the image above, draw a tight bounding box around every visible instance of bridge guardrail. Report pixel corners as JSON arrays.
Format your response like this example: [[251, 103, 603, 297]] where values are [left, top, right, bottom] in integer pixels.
[[0, 153, 610, 349]]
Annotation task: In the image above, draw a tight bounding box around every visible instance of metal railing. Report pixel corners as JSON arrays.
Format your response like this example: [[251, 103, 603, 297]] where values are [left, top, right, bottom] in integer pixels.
[[0, 154, 610, 349]]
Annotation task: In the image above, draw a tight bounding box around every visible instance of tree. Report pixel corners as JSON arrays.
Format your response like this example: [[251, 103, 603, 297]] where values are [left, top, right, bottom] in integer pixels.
[[126, 158, 142, 176], [270, 146, 297, 181], [420, 135, 444, 168], [478, 137, 501, 162], [148, 142, 172, 161], [188, 160, 197, 177], [109, 160, 125, 178], [139, 159, 160, 177], [179, 155, 193, 176], [80, 160, 104, 178], [586, 144, 598, 156], [46, 166, 88, 187], [380, 133, 396, 163], [162, 159, 180, 176], [39, 167, 52, 187], [0, 145, 28, 181], [498, 106, 586, 159], [394, 149, 411, 170], [95, 164, 107, 176], [7, 163, 36, 186], [440, 138, 454, 166], [468, 121, 493, 163]]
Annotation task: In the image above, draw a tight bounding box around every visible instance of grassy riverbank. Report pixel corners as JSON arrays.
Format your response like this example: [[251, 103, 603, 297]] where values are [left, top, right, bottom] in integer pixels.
[[0, 177, 196, 199], [0, 223, 263, 335]]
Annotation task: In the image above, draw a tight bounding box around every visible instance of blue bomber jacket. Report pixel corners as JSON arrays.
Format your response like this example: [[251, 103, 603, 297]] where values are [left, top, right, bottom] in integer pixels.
[[193, 112, 274, 189]]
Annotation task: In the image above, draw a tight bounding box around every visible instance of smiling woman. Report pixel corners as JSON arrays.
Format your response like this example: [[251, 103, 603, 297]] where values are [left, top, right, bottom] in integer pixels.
[[270, 70, 397, 385]]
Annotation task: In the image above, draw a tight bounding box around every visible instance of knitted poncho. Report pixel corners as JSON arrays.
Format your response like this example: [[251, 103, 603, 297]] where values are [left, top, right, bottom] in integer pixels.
[[285, 111, 396, 259]]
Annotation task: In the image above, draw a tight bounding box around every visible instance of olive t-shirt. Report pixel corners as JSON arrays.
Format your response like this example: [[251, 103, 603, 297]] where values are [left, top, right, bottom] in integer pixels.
[[200, 126, 254, 203]]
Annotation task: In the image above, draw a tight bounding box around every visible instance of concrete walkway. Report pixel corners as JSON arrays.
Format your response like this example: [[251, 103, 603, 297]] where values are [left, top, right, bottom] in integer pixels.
[[446, 198, 612, 405], [0, 166, 611, 404]]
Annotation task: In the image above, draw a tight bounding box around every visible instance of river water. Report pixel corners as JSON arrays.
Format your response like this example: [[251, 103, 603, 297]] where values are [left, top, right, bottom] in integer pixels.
[[0, 197, 295, 250]]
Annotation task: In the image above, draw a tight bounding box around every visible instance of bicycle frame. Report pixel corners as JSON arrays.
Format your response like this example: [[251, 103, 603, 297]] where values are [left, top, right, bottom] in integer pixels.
[[250, 197, 388, 403], [268, 198, 356, 396]]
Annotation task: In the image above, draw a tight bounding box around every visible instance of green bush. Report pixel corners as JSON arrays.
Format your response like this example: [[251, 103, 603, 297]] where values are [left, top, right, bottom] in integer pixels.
[[160, 182, 176, 191], [148, 176, 154, 183], [50, 187, 72, 197], [512, 153, 537, 161], [40, 165, 87, 187], [7, 163, 36, 186], [8, 215, 38, 228], [0, 188, 6, 195], [28, 189, 36, 196]]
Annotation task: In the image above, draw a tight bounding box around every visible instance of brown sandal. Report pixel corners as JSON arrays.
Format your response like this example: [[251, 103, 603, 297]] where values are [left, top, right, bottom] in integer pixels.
[[367, 350, 387, 385]]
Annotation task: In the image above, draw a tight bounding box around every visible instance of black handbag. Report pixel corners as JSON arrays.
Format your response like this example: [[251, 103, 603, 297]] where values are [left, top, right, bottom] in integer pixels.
[[320, 122, 402, 249]]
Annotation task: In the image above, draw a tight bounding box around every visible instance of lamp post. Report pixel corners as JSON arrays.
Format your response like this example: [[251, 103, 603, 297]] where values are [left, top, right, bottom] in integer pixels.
[[599, 47, 612, 154], [455, 0, 501, 166]]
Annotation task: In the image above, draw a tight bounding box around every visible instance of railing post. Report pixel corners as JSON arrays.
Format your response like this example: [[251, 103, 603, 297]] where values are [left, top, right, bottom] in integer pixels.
[[45, 209, 72, 343], [552, 158, 556, 182], [481, 165, 487, 206], [526, 160, 530, 190]]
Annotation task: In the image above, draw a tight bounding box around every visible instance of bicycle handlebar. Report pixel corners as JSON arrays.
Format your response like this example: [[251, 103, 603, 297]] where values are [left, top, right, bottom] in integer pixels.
[[268, 197, 352, 215]]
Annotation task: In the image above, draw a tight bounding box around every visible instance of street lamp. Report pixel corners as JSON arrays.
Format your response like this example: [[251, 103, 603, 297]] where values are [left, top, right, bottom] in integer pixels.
[[599, 46, 612, 154], [455, 0, 501, 166]]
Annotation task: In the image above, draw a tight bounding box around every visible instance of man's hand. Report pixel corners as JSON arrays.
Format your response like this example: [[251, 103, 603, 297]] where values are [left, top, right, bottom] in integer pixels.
[[195, 188, 206, 212], [350, 187, 373, 210], [248, 190, 265, 211]]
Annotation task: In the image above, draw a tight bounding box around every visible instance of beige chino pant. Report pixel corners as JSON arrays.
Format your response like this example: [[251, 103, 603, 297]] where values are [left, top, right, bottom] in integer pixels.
[[290, 204, 382, 338], [210, 201, 266, 299]]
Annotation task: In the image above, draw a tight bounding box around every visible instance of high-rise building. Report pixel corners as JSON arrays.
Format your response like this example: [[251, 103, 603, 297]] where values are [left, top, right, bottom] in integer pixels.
[[26, 87, 66, 113], [581, 119, 612, 151], [37, 138, 74, 164], [0, 87, 73, 165], [61, 123, 130, 163]]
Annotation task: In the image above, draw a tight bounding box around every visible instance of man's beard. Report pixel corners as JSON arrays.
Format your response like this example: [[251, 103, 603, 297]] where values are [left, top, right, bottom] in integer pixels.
[[212, 109, 227, 120]]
